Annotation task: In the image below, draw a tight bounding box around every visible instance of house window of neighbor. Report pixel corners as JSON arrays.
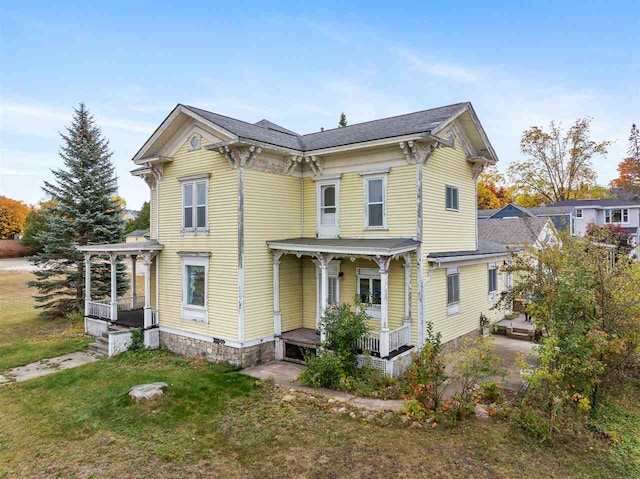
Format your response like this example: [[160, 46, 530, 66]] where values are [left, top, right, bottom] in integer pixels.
[[357, 268, 381, 319], [365, 176, 386, 228], [181, 255, 208, 323], [605, 208, 629, 224], [446, 268, 460, 315], [446, 185, 459, 210], [575, 209, 583, 218], [182, 181, 208, 231]]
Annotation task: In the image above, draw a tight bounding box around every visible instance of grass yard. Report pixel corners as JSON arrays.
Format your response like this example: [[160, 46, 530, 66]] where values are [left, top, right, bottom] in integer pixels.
[[0, 267, 638, 478], [0, 270, 91, 372]]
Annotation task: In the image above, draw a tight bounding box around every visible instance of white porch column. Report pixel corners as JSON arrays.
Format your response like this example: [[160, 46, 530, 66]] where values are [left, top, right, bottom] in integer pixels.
[[84, 254, 91, 315], [316, 253, 334, 343], [376, 256, 391, 358], [273, 251, 283, 336], [109, 254, 118, 322], [130, 255, 137, 310], [143, 253, 152, 328], [403, 253, 412, 326]]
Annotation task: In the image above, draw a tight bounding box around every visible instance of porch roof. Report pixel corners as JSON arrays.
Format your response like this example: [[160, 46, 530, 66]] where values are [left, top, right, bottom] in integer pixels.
[[77, 240, 163, 255], [427, 239, 514, 263], [267, 237, 419, 256]]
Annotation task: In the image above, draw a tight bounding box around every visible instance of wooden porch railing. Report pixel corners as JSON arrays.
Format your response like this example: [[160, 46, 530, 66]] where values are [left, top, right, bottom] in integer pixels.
[[117, 295, 145, 311], [87, 300, 111, 320], [356, 331, 381, 354], [389, 324, 411, 352], [151, 310, 159, 326]]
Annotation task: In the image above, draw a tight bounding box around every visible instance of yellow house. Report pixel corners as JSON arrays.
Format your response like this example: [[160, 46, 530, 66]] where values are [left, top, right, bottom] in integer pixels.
[[79, 102, 512, 375]]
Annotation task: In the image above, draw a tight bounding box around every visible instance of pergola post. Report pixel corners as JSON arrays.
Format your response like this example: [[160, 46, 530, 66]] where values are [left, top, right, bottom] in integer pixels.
[[273, 251, 283, 336], [403, 253, 412, 326], [130, 255, 137, 310], [109, 254, 118, 322], [376, 256, 392, 358], [143, 253, 152, 328], [84, 254, 92, 315]]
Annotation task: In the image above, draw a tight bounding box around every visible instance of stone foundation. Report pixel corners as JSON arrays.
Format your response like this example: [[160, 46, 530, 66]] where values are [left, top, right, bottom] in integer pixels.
[[159, 331, 275, 367], [442, 328, 481, 354]]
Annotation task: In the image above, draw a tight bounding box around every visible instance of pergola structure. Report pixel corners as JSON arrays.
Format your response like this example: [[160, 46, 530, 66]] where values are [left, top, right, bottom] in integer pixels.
[[77, 240, 163, 329], [267, 237, 419, 360]]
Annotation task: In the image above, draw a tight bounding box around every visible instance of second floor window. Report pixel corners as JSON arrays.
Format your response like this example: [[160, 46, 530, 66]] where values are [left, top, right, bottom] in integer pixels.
[[605, 208, 628, 224], [183, 181, 207, 230], [446, 185, 459, 210], [365, 176, 386, 228]]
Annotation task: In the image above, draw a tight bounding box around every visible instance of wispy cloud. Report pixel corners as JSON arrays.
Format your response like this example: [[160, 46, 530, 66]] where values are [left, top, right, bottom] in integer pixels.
[[395, 48, 478, 83]]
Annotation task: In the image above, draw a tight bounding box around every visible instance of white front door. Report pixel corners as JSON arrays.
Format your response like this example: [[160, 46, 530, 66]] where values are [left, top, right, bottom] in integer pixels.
[[317, 181, 339, 238]]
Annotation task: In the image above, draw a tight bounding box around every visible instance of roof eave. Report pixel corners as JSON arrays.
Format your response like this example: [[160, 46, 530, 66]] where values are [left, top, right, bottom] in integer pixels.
[[266, 241, 419, 256]]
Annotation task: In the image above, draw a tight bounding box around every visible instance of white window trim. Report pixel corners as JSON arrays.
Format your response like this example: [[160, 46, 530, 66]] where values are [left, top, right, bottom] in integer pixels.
[[181, 255, 209, 324], [604, 208, 629, 224], [356, 267, 381, 320], [488, 263, 498, 303], [181, 179, 209, 235], [575, 209, 583, 219], [316, 179, 340, 238], [446, 267, 460, 316], [445, 185, 459, 211], [363, 174, 388, 230]]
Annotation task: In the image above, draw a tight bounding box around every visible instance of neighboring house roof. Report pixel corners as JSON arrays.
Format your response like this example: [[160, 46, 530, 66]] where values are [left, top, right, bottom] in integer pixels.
[[478, 217, 551, 247], [427, 240, 512, 261], [126, 229, 149, 238], [144, 102, 498, 161], [267, 237, 419, 256], [548, 198, 640, 208], [477, 205, 573, 219]]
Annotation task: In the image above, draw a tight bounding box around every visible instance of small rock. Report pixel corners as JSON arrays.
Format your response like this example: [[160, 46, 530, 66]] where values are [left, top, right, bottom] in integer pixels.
[[366, 414, 375, 422], [383, 412, 394, 420], [128, 382, 168, 402], [281, 394, 295, 402], [349, 412, 356, 418], [308, 396, 315, 400], [327, 398, 336, 404], [400, 415, 410, 424], [338, 407, 347, 413], [474, 404, 490, 421], [410, 421, 423, 429]]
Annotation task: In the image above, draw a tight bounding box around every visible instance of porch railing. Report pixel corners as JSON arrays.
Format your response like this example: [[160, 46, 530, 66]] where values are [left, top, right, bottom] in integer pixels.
[[87, 300, 111, 320], [151, 310, 159, 326], [389, 324, 411, 352], [117, 295, 145, 312], [356, 331, 381, 354]]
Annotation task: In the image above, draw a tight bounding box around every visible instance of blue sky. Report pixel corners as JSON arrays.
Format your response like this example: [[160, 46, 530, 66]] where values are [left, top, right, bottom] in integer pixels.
[[1, 1, 638, 209]]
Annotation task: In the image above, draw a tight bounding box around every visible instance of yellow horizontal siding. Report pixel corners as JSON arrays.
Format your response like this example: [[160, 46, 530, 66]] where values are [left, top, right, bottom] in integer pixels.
[[301, 258, 317, 330], [426, 262, 507, 344], [423, 145, 477, 254], [243, 170, 303, 341], [302, 177, 316, 237], [156, 138, 238, 340]]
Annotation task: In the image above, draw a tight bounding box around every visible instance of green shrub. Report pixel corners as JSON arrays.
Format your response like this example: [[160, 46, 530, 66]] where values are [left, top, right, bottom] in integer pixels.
[[478, 380, 501, 403], [321, 302, 370, 374], [299, 352, 342, 389], [128, 328, 146, 353]]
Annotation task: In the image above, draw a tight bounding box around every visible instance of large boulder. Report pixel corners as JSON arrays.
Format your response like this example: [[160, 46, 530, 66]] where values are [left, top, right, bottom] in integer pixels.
[[129, 382, 168, 402]]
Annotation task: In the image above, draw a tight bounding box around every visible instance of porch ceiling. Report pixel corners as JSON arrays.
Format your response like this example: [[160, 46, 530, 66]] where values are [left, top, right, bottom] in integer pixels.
[[77, 240, 163, 255], [267, 237, 419, 257]]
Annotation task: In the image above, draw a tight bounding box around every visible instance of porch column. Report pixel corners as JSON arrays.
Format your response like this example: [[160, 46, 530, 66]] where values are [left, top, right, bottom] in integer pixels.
[[130, 255, 137, 310], [316, 253, 334, 343], [403, 253, 412, 326], [273, 251, 284, 336], [376, 256, 392, 358], [84, 254, 91, 315], [143, 253, 152, 328], [109, 254, 118, 322]]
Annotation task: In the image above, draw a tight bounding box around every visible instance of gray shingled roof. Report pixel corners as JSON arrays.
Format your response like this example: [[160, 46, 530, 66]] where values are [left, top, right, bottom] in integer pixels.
[[183, 102, 470, 152], [267, 237, 419, 255], [427, 240, 511, 259], [477, 205, 573, 219], [549, 198, 640, 207], [126, 229, 149, 237], [478, 217, 549, 246]]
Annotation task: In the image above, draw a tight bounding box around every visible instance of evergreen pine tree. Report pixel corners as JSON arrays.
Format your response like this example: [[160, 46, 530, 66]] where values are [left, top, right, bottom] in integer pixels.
[[338, 112, 347, 128], [28, 103, 128, 316], [629, 124, 640, 161]]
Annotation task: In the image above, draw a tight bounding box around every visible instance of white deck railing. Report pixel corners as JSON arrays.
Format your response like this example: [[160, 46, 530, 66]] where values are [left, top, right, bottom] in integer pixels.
[[356, 331, 381, 354], [389, 324, 411, 352], [117, 295, 145, 311], [87, 300, 111, 320], [151, 310, 159, 326]]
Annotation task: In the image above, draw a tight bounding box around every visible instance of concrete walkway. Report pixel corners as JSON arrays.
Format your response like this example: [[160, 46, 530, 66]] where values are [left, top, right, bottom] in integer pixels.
[[242, 361, 405, 411], [0, 351, 99, 385]]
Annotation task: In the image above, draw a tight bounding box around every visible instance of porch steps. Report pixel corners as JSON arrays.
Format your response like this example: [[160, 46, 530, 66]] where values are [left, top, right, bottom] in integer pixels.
[[494, 324, 536, 342], [89, 336, 108, 356]]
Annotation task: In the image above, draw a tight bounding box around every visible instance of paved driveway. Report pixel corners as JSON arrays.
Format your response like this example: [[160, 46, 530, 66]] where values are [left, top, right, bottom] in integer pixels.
[[0, 258, 37, 271]]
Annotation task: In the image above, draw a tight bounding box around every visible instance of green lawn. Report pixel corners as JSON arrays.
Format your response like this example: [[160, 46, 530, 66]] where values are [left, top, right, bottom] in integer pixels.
[[0, 270, 91, 371], [0, 269, 638, 478]]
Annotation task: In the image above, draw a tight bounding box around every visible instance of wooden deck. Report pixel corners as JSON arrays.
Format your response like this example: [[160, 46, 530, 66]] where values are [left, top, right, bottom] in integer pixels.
[[279, 328, 320, 347]]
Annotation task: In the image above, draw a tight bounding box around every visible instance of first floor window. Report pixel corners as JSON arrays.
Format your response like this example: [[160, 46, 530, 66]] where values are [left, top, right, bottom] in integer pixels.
[[182, 180, 208, 230], [447, 272, 460, 305], [181, 255, 209, 323], [357, 268, 382, 319], [328, 276, 338, 304], [488, 267, 498, 293], [575, 209, 583, 218], [446, 185, 459, 210]]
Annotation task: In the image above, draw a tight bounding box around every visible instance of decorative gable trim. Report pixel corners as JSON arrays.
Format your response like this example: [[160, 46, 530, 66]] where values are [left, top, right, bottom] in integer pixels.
[[218, 145, 262, 169], [398, 140, 439, 165]]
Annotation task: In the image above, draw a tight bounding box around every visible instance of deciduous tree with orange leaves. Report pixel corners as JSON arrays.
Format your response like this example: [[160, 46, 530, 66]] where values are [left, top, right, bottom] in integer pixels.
[[0, 196, 31, 239]]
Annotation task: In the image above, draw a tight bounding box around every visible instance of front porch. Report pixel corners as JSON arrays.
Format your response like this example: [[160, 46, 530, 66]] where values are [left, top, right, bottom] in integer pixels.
[[268, 237, 419, 377], [78, 240, 163, 356]]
